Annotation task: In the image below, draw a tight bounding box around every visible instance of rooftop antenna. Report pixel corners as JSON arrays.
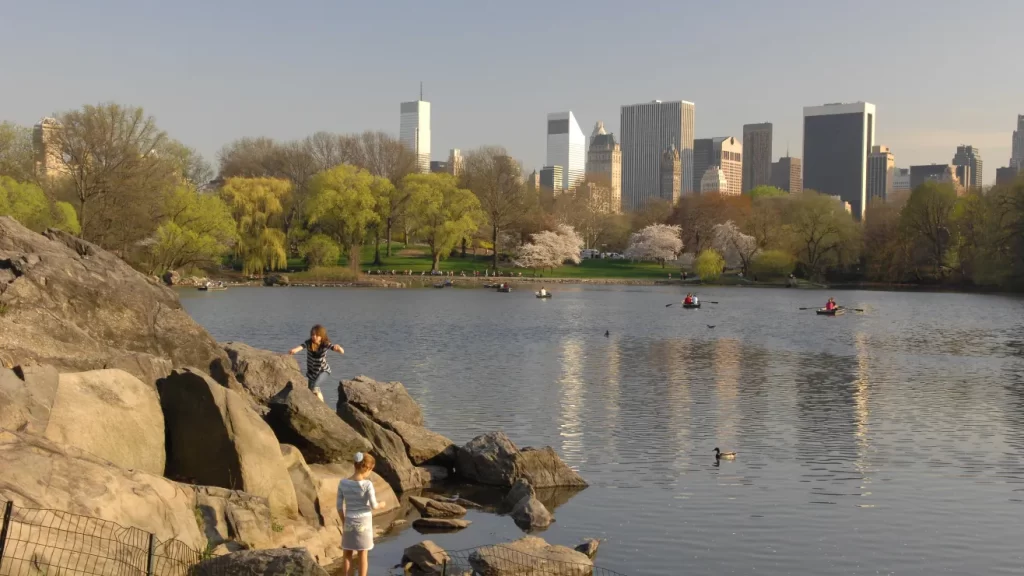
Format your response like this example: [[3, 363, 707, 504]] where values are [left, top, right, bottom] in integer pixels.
[[419, 81, 423, 101]]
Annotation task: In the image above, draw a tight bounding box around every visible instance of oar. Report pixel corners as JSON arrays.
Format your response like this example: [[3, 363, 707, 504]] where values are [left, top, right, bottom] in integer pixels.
[[665, 302, 678, 307]]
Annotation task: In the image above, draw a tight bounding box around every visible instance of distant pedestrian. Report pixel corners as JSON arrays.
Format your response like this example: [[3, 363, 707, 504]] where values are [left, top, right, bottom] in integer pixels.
[[338, 452, 386, 576], [289, 324, 344, 403]]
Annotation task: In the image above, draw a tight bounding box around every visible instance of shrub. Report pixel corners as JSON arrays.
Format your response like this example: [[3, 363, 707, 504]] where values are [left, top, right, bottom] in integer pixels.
[[695, 249, 725, 281], [299, 234, 341, 269], [751, 249, 796, 279]]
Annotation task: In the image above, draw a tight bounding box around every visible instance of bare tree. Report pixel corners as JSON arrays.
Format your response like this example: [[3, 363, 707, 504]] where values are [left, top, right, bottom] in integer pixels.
[[461, 146, 526, 269], [0, 122, 35, 182]]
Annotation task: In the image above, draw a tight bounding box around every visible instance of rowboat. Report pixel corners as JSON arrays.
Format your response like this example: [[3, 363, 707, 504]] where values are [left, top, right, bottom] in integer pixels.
[[682, 303, 701, 309], [496, 286, 512, 293], [536, 293, 552, 299], [198, 284, 227, 291], [816, 307, 844, 316]]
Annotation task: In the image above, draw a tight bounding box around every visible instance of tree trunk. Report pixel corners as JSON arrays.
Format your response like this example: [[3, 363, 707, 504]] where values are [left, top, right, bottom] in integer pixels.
[[432, 251, 441, 272], [372, 232, 383, 266], [386, 217, 393, 257], [492, 224, 499, 271], [349, 243, 362, 272], [461, 238, 467, 258]]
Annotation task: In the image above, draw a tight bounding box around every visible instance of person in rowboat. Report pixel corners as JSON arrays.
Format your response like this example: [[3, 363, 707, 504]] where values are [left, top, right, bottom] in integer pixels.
[[683, 293, 693, 305], [692, 294, 700, 306], [825, 297, 837, 311], [539, 287, 548, 297]]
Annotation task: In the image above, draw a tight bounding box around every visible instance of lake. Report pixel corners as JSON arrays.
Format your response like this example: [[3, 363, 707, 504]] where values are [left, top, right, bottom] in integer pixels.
[[181, 285, 1024, 575]]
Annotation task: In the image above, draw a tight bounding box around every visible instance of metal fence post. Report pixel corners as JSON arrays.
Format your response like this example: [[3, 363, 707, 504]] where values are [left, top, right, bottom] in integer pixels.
[[0, 501, 13, 567], [146, 532, 156, 576], [441, 559, 447, 576]]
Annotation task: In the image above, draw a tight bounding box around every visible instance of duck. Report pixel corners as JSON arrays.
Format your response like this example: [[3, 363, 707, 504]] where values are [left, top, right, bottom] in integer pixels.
[[707, 325, 715, 329], [604, 330, 610, 337], [713, 447, 736, 459]]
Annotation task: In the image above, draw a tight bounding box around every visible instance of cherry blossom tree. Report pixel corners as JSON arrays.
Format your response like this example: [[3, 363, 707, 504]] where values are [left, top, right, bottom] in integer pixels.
[[514, 224, 584, 270], [712, 220, 760, 275], [624, 223, 683, 267]]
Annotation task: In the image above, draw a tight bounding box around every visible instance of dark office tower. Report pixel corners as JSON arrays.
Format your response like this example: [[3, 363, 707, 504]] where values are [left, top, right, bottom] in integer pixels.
[[803, 102, 875, 221], [742, 123, 772, 193], [951, 145, 983, 190], [770, 156, 803, 194]]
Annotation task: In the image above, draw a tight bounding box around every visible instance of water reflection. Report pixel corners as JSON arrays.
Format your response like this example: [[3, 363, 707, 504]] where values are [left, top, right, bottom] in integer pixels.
[[559, 336, 585, 463]]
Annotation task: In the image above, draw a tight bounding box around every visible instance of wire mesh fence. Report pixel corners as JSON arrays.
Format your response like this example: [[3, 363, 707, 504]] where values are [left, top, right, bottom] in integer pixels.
[[0, 498, 202, 576], [439, 544, 627, 576]]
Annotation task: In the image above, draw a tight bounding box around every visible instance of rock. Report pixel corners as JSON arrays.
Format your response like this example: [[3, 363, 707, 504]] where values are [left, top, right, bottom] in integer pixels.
[[280, 444, 323, 525], [455, 431, 588, 488], [502, 478, 534, 511], [574, 539, 600, 560], [336, 401, 423, 493], [417, 465, 450, 484], [191, 548, 328, 576], [412, 518, 471, 533], [223, 342, 305, 404], [0, 217, 235, 386], [158, 368, 298, 519], [195, 486, 274, 550], [339, 375, 424, 427], [403, 541, 450, 576], [469, 536, 593, 576], [409, 496, 467, 518], [162, 270, 180, 285], [390, 421, 457, 468], [0, 364, 59, 435], [0, 430, 205, 550], [40, 369, 165, 475], [266, 383, 371, 464], [264, 274, 290, 286], [510, 496, 552, 531]]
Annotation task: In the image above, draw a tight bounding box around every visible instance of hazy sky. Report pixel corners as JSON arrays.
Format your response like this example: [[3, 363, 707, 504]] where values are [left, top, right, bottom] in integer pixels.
[[2, 1, 1021, 183]]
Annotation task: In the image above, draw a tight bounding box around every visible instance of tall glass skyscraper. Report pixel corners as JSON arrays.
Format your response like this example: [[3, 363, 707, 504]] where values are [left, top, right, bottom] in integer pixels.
[[803, 102, 875, 221], [400, 98, 431, 173], [620, 100, 695, 211], [546, 111, 586, 191]]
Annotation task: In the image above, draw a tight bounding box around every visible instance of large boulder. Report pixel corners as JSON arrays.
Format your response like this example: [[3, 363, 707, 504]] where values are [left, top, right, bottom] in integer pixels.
[[469, 536, 593, 576], [0, 364, 59, 434], [335, 401, 425, 493], [223, 342, 304, 404], [280, 444, 323, 524], [409, 496, 466, 519], [403, 541, 451, 576], [339, 375, 424, 427], [390, 421, 457, 468], [192, 548, 328, 576], [456, 432, 588, 488], [266, 383, 371, 464], [510, 495, 553, 531], [157, 368, 298, 519], [412, 518, 471, 533], [501, 478, 534, 511], [0, 217, 234, 386], [194, 486, 274, 551], [41, 369, 165, 475], [0, 430, 205, 550]]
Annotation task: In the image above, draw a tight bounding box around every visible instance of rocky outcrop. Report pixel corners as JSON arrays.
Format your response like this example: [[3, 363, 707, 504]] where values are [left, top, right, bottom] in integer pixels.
[[0, 217, 233, 386], [41, 369, 165, 475], [263, 274, 290, 286], [510, 495, 552, 531], [469, 536, 593, 576], [502, 478, 535, 511], [0, 430, 204, 549], [403, 540, 451, 576], [0, 364, 59, 435], [412, 518, 471, 533], [575, 539, 600, 560], [195, 486, 274, 551], [409, 496, 466, 519], [339, 376, 424, 427], [192, 548, 328, 576], [266, 383, 371, 464], [336, 400, 425, 493], [390, 421, 457, 468], [223, 342, 304, 404], [158, 368, 298, 519], [456, 431, 588, 488], [280, 445, 322, 525]]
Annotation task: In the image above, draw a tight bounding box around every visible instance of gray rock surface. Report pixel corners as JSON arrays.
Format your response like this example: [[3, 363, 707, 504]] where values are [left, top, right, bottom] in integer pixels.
[[390, 420, 457, 468], [510, 495, 553, 531], [456, 431, 588, 488], [0, 364, 59, 435], [157, 368, 298, 519], [575, 539, 601, 560], [409, 496, 467, 519], [336, 401, 423, 493], [280, 444, 323, 525], [339, 375, 424, 427], [191, 548, 328, 576], [402, 540, 451, 576], [412, 518, 471, 533], [223, 342, 305, 404], [266, 383, 371, 464], [469, 536, 593, 576], [0, 217, 234, 386], [502, 478, 535, 511]]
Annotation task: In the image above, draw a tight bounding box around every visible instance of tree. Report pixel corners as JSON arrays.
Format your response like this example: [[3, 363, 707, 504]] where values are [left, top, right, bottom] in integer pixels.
[[51, 103, 179, 251], [299, 234, 342, 268], [624, 223, 683, 267], [220, 177, 291, 275], [786, 191, 859, 279], [863, 199, 913, 282], [0, 122, 34, 182], [161, 140, 213, 187], [712, 220, 760, 274], [405, 173, 483, 271], [745, 195, 787, 249], [148, 185, 236, 273], [695, 249, 725, 281], [750, 250, 796, 279], [748, 185, 789, 199], [900, 181, 958, 277], [631, 198, 674, 229], [514, 224, 584, 271], [553, 181, 610, 249], [461, 147, 526, 269], [671, 193, 750, 255], [0, 176, 79, 234], [305, 165, 380, 271]]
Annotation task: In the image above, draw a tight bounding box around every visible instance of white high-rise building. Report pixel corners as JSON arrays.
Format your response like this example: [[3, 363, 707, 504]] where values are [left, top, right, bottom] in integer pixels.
[[400, 95, 431, 173], [546, 111, 586, 190], [620, 100, 695, 211]]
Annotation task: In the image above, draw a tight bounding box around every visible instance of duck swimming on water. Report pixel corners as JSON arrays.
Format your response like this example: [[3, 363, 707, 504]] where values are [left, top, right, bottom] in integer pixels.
[[713, 447, 736, 459]]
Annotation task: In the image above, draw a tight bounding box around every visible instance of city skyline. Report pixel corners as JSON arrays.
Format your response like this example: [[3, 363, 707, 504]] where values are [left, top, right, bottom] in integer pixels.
[[1, 1, 1020, 185]]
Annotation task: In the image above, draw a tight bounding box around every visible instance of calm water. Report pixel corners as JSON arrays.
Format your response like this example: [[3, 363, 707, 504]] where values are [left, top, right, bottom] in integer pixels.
[[181, 285, 1024, 575]]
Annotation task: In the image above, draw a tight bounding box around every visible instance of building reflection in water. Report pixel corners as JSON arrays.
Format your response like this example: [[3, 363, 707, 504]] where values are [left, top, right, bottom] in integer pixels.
[[663, 338, 692, 474], [603, 335, 621, 463], [713, 338, 741, 459], [558, 336, 585, 463], [853, 332, 872, 473]]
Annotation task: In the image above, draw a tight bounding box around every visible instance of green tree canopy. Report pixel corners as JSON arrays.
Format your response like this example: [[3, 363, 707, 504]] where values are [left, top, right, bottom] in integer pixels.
[[149, 186, 236, 273], [748, 185, 789, 199], [0, 176, 79, 234], [298, 234, 342, 268], [220, 177, 292, 275], [900, 181, 958, 277], [785, 191, 860, 279], [305, 165, 380, 271], [0, 122, 35, 182], [695, 249, 725, 281], [405, 173, 483, 270]]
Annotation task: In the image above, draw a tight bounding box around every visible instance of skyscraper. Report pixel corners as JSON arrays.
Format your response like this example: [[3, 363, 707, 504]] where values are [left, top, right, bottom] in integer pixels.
[[952, 145, 983, 190], [620, 100, 695, 210], [32, 117, 65, 179], [400, 89, 431, 173], [539, 166, 564, 194], [1012, 115, 1024, 170], [546, 111, 586, 191], [700, 167, 728, 194], [448, 149, 464, 177], [892, 168, 911, 194], [660, 144, 681, 202], [803, 102, 875, 220], [867, 145, 895, 203], [692, 137, 742, 195], [910, 164, 964, 194], [742, 123, 772, 193], [586, 121, 622, 211], [770, 156, 802, 194], [996, 166, 1019, 185]]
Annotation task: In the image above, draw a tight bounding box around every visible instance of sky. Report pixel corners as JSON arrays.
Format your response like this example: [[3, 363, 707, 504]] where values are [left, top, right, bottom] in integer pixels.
[[2, 0, 1021, 184]]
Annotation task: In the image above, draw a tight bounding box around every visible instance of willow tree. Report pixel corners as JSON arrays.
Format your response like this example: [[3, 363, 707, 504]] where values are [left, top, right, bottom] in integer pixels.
[[219, 177, 291, 275], [305, 165, 380, 271], [405, 173, 482, 271]]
